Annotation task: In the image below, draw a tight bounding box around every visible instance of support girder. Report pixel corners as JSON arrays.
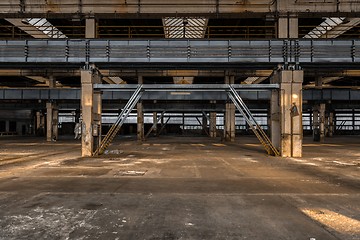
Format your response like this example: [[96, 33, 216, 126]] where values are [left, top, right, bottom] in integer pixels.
[[1, 87, 360, 102], [0, 0, 359, 17], [0, 39, 359, 69]]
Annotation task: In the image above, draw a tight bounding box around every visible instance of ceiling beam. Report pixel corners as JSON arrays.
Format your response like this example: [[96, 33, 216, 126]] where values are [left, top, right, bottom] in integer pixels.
[[1, 0, 360, 16]]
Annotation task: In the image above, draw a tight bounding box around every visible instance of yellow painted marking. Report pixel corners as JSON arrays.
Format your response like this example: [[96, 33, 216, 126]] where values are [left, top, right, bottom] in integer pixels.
[[302, 208, 360, 235], [244, 144, 261, 147], [213, 144, 226, 147]]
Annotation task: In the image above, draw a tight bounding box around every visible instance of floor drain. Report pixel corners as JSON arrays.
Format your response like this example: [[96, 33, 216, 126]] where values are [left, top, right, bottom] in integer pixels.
[[117, 170, 147, 176]]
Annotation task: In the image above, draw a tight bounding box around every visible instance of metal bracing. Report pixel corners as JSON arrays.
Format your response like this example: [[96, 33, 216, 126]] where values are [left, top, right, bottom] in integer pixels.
[[93, 85, 143, 155], [0, 39, 359, 69], [227, 85, 280, 156], [145, 111, 166, 139]]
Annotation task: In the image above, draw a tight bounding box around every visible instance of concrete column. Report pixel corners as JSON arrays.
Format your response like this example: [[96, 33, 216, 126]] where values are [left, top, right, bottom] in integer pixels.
[[36, 111, 41, 133], [325, 113, 329, 137], [93, 90, 102, 150], [210, 112, 217, 138], [52, 108, 59, 140], [137, 103, 144, 141], [352, 108, 356, 132], [313, 106, 320, 141], [85, 18, 97, 38], [278, 17, 298, 38], [46, 102, 58, 142], [48, 75, 56, 88], [81, 68, 101, 157], [329, 112, 334, 137], [46, 102, 53, 141], [319, 103, 326, 142], [5, 120, 9, 132], [271, 70, 303, 157], [225, 76, 236, 142], [202, 114, 208, 135], [153, 112, 158, 136], [137, 76, 144, 141]]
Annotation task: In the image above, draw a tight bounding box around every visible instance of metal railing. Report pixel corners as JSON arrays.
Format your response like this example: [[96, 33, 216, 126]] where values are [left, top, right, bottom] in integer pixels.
[[0, 24, 277, 39], [2, 24, 360, 40]]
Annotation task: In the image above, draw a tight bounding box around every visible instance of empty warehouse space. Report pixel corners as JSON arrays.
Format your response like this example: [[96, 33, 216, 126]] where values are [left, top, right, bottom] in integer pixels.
[[0, 1, 360, 239]]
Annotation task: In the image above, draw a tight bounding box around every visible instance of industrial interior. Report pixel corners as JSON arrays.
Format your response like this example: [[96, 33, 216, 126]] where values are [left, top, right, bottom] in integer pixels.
[[0, 1, 359, 239]]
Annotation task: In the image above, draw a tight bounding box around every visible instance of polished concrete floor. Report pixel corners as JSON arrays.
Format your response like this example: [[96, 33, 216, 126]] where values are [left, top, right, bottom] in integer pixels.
[[0, 135, 359, 240]]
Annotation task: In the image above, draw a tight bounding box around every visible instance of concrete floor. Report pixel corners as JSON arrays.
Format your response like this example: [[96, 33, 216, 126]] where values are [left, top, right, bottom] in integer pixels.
[[0, 135, 359, 240]]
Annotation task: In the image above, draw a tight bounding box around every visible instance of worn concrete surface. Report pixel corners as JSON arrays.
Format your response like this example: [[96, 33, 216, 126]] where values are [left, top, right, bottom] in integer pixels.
[[0, 135, 359, 240]]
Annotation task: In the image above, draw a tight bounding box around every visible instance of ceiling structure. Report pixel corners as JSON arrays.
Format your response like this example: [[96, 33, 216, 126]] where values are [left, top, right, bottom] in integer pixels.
[[0, 1, 359, 88]]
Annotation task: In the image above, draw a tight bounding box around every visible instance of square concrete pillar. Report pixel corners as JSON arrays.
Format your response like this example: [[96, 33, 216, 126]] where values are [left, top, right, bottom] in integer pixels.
[[278, 17, 298, 38], [137, 76, 144, 141], [210, 112, 217, 138], [225, 76, 235, 142], [225, 103, 236, 141], [85, 18, 97, 38], [46, 102, 58, 142], [48, 76, 56, 88], [81, 68, 101, 157], [5, 120, 9, 132], [202, 114, 208, 135], [319, 103, 326, 142], [153, 112, 158, 136], [137, 102, 144, 141], [329, 112, 334, 137], [313, 106, 320, 141], [36, 111, 41, 132], [271, 70, 303, 157]]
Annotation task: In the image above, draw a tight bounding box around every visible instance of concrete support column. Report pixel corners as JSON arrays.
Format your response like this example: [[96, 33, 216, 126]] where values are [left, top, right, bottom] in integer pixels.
[[225, 75, 235, 142], [5, 120, 9, 132], [271, 70, 303, 157], [48, 75, 56, 88], [202, 114, 208, 135], [319, 103, 326, 142], [325, 113, 329, 137], [137, 76, 144, 141], [329, 112, 334, 137], [36, 111, 41, 132], [81, 68, 101, 157], [278, 17, 298, 38], [313, 106, 320, 141], [85, 18, 97, 38], [153, 112, 158, 136], [46, 102, 58, 142], [210, 112, 217, 138]]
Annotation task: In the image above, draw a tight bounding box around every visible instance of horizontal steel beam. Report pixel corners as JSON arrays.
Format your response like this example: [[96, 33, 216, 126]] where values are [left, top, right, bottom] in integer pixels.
[[0, 0, 359, 17], [1, 88, 360, 101], [0, 39, 359, 69], [94, 84, 280, 91]]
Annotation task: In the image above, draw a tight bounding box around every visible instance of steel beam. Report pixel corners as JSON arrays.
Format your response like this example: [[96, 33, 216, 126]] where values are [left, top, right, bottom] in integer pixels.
[[0, 39, 359, 69], [0, 0, 359, 17], [1, 88, 360, 101], [94, 84, 280, 91]]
